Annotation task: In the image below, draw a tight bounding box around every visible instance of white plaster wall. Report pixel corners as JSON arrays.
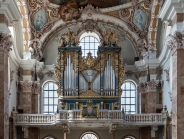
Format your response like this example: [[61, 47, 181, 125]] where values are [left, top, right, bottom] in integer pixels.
[[162, 57, 172, 115], [40, 128, 139, 139], [8, 58, 19, 116], [43, 23, 136, 65]]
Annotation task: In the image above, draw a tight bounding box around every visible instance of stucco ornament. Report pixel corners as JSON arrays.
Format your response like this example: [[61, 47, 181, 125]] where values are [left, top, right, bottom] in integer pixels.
[[164, 68, 170, 84], [29, 38, 43, 59], [137, 38, 148, 58], [138, 80, 163, 93], [167, 31, 184, 54], [79, 4, 101, 17], [100, 28, 121, 46], [0, 33, 12, 54], [56, 28, 79, 47]]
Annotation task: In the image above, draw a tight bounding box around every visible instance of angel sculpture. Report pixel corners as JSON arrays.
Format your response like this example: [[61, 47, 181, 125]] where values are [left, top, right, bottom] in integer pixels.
[[137, 39, 148, 58], [29, 39, 43, 58]]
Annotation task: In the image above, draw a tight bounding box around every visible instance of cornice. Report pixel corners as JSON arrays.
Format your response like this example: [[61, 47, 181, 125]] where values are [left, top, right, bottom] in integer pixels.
[[159, 0, 184, 21], [19, 59, 37, 70], [134, 58, 160, 72], [0, 23, 10, 34], [0, 0, 22, 24]]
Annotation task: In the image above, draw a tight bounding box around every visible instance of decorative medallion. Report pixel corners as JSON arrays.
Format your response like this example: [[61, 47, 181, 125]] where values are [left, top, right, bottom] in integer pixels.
[[33, 9, 48, 31], [132, 9, 147, 31]]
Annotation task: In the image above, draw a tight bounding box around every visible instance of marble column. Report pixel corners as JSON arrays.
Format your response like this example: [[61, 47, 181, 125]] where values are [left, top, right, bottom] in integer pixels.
[[0, 31, 12, 138]]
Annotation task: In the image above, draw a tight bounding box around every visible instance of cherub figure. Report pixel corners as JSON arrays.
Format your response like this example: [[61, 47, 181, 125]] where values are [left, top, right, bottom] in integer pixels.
[[29, 39, 43, 58]]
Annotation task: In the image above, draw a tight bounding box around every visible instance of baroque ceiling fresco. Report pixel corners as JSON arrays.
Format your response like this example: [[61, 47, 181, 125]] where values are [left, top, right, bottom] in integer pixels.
[[48, 0, 136, 8], [16, 0, 163, 59]]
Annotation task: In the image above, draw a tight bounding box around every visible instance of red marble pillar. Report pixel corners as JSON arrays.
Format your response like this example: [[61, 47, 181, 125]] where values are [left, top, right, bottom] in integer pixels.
[[0, 33, 12, 139], [32, 83, 41, 114], [167, 31, 184, 139], [20, 81, 34, 114], [171, 49, 184, 139]]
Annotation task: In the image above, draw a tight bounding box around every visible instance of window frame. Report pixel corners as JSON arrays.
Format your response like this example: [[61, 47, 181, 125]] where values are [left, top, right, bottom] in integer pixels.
[[122, 135, 136, 139], [42, 81, 58, 114], [121, 81, 137, 114], [80, 131, 100, 139], [79, 33, 100, 57]]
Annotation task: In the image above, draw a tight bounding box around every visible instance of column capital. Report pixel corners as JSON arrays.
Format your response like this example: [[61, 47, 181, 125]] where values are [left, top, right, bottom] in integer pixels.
[[167, 31, 184, 55], [138, 80, 163, 93], [20, 80, 34, 93], [33, 83, 42, 95]]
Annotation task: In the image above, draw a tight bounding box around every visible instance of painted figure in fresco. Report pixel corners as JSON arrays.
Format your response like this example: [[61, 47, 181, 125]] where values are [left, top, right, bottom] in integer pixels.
[[35, 13, 44, 31], [133, 9, 147, 30], [34, 9, 48, 31], [59, 1, 80, 21]]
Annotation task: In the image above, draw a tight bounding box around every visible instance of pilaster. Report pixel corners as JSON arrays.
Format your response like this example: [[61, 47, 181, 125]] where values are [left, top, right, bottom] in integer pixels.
[[0, 31, 12, 138], [167, 31, 184, 139], [138, 80, 163, 113]]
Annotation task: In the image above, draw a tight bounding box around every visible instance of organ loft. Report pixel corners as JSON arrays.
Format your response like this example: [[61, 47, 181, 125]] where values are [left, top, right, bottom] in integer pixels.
[[54, 28, 124, 115]]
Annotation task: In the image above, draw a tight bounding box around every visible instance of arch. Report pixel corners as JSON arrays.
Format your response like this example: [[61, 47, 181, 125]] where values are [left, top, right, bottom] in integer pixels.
[[122, 135, 136, 139], [79, 32, 100, 57], [40, 15, 139, 55], [42, 81, 58, 114], [43, 134, 57, 139], [121, 81, 137, 114], [80, 131, 100, 139]]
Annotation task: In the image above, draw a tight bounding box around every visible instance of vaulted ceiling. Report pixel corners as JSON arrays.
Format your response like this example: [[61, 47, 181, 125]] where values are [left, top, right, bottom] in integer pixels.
[[15, 0, 164, 61]]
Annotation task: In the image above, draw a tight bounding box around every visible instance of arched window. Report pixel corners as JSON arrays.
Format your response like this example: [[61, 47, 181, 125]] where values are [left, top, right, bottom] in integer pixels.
[[123, 135, 136, 139], [80, 131, 99, 139], [79, 32, 100, 57], [43, 135, 57, 139], [121, 81, 137, 114], [43, 82, 58, 114]]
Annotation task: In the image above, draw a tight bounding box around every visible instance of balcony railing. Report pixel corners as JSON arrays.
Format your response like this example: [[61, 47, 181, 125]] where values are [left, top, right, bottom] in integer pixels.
[[13, 110, 164, 125]]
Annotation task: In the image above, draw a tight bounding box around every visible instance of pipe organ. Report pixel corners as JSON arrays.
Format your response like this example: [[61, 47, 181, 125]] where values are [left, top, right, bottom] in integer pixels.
[[54, 29, 124, 115]]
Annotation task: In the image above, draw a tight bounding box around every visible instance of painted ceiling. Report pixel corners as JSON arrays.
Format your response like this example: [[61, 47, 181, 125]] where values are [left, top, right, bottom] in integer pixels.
[[48, 0, 133, 8]]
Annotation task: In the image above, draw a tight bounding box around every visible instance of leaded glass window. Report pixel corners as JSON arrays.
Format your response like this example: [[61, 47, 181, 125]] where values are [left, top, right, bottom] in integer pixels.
[[121, 81, 137, 114], [43, 82, 58, 114]]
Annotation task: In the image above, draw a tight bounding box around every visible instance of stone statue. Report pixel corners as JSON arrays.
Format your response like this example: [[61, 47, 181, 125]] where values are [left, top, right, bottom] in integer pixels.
[[137, 38, 148, 58], [29, 39, 43, 58]]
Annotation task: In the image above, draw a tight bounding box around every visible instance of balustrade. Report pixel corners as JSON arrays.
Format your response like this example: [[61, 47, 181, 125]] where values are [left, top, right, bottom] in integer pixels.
[[13, 110, 163, 125]]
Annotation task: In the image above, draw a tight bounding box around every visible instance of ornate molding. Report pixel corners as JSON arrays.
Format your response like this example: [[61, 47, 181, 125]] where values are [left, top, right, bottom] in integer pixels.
[[79, 4, 101, 17], [164, 68, 170, 84], [16, 0, 30, 52], [33, 83, 42, 94], [119, 1, 152, 39], [148, 0, 164, 51], [168, 92, 172, 101], [0, 33, 12, 54], [167, 31, 184, 55], [20, 80, 34, 93], [29, 38, 43, 59], [138, 79, 163, 93], [79, 90, 101, 98]]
